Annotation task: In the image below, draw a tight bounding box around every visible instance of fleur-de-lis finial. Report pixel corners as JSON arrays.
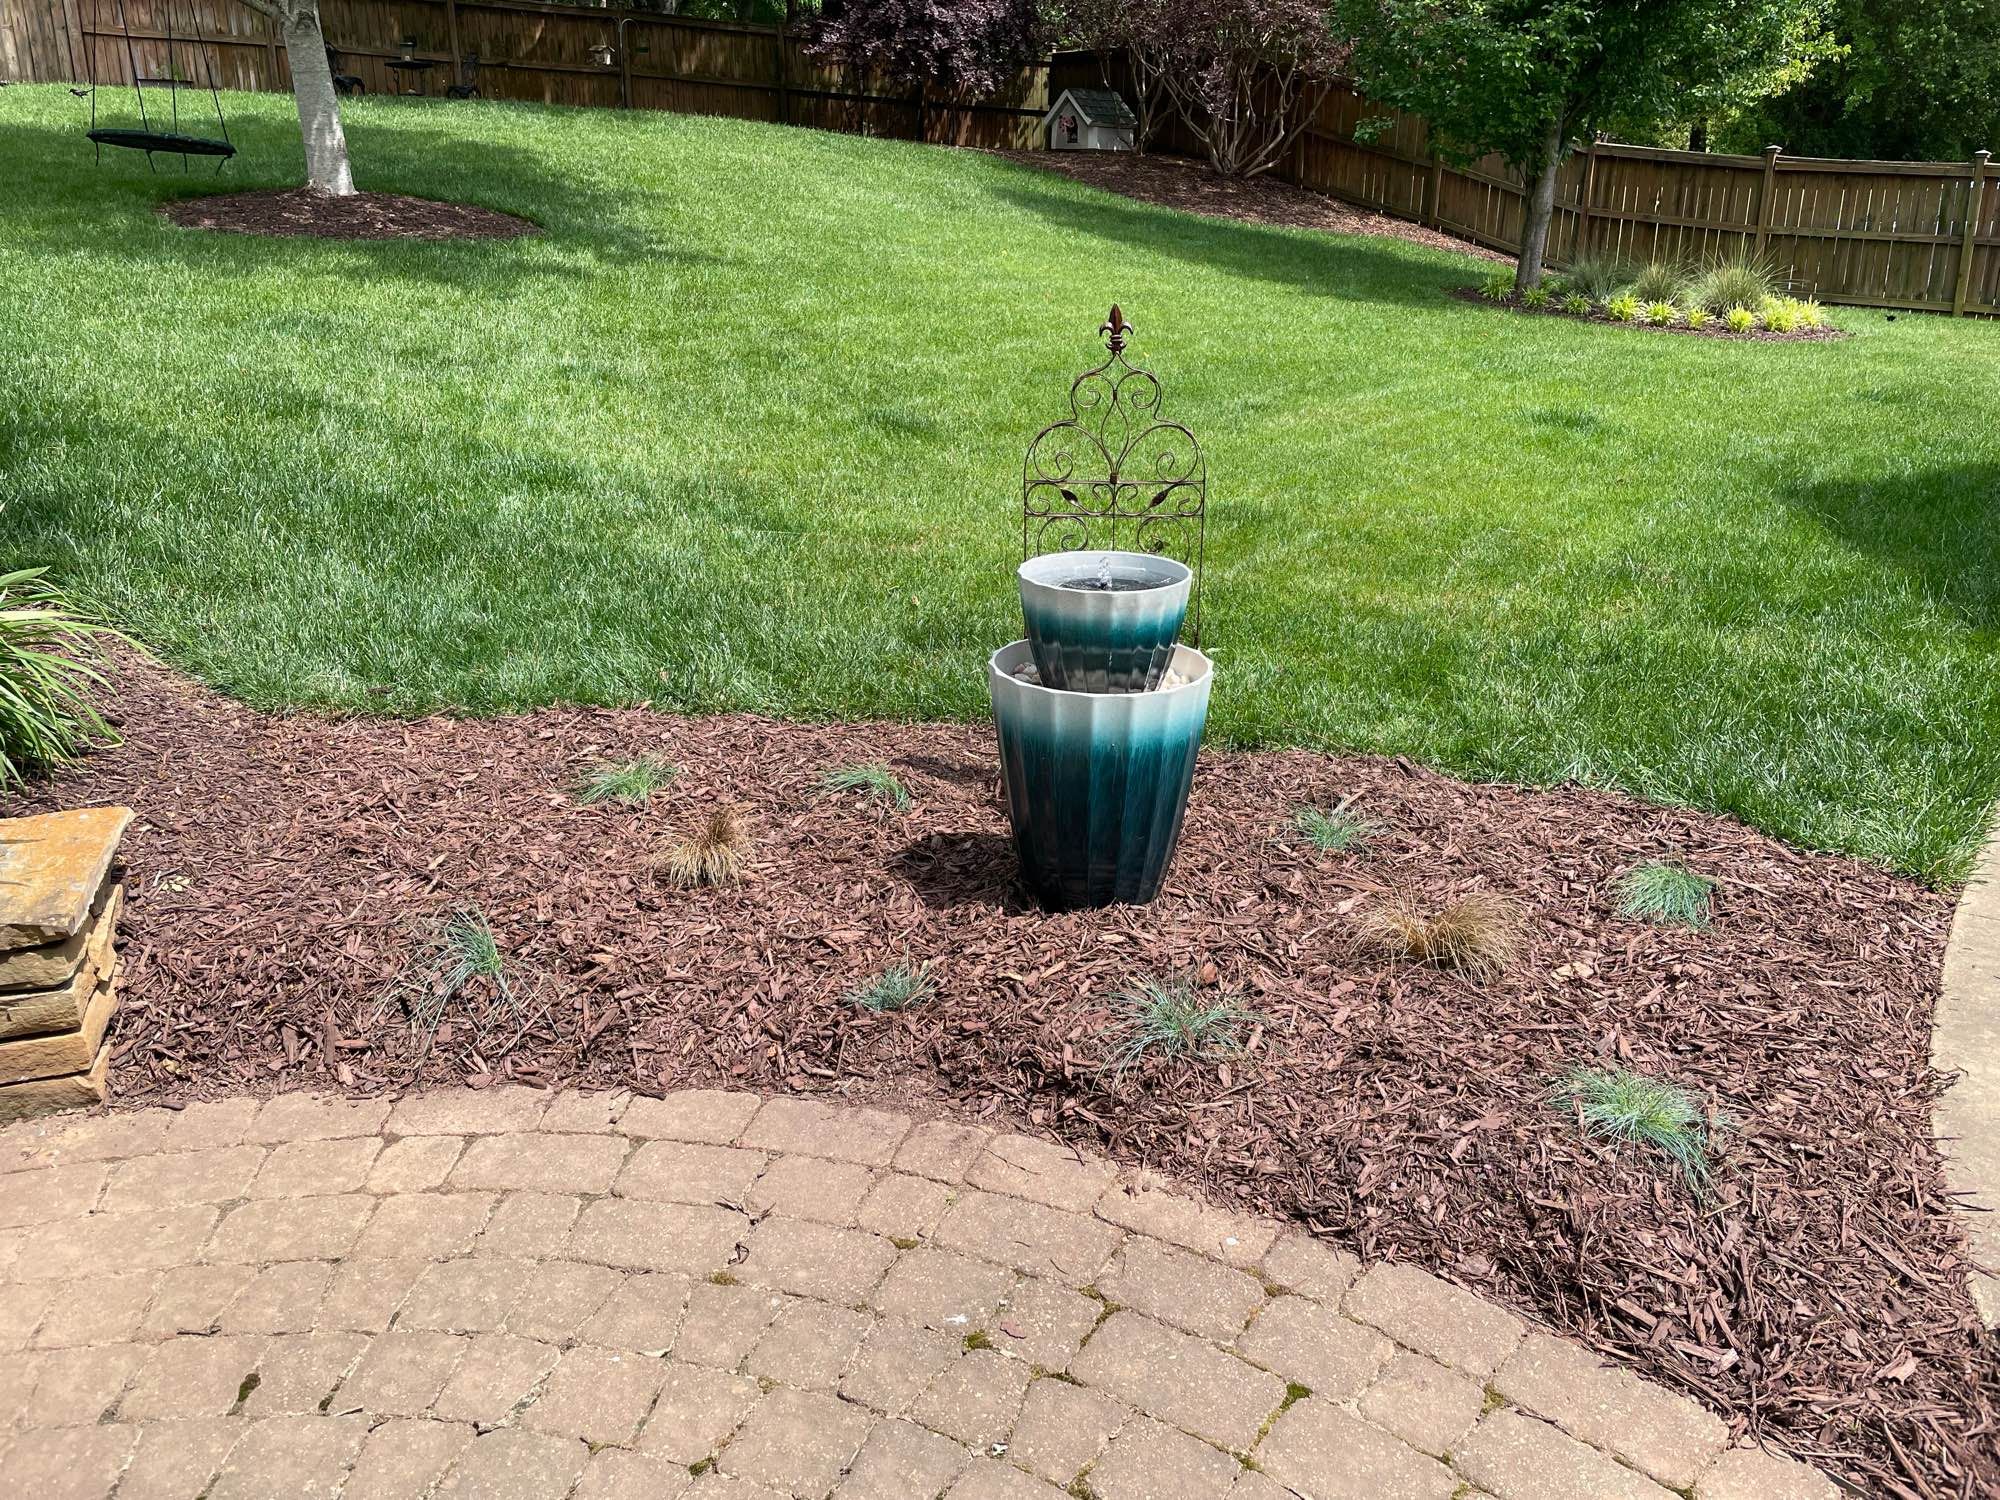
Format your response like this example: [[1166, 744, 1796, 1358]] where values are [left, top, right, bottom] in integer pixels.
[[1101, 304, 1130, 354]]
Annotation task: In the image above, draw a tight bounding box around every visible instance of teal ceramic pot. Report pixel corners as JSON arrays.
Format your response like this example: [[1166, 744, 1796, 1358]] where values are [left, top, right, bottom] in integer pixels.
[[988, 639, 1212, 910], [1018, 551, 1192, 693]]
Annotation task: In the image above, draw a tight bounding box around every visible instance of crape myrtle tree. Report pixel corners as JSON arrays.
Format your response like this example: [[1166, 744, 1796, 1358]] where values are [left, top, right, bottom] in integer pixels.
[[236, 0, 355, 195], [1152, 0, 1346, 178], [1059, 0, 1174, 150], [804, 0, 1048, 97], [1337, 0, 1834, 287]]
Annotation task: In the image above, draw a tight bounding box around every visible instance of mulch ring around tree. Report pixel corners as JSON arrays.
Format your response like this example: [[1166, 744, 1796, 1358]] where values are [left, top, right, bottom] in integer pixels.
[[13, 653, 1996, 1496], [159, 189, 538, 241], [992, 148, 1508, 262], [1450, 286, 1849, 341]]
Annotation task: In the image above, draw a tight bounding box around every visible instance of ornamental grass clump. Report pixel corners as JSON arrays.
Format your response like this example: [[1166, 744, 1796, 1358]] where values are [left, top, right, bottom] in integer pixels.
[[1561, 292, 1591, 316], [662, 804, 750, 888], [1683, 306, 1711, 330], [1724, 305, 1757, 333], [1643, 300, 1677, 327], [1550, 1065, 1714, 1191], [1604, 293, 1640, 323], [1615, 860, 1714, 928], [1520, 285, 1552, 309], [849, 964, 935, 1013], [375, 907, 520, 1046], [1629, 259, 1688, 304], [822, 761, 911, 810], [1686, 252, 1777, 315], [1561, 250, 1630, 302], [1291, 804, 1373, 853], [1479, 269, 1516, 300], [573, 753, 677, 807], [1358, 890, 1522, 982], [0, 562, 120, 790], [1106, 974, 1263, 1078]]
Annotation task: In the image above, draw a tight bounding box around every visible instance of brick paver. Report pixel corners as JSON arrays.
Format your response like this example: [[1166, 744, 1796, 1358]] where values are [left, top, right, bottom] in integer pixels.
[[0, 1086, 1841, 1500]]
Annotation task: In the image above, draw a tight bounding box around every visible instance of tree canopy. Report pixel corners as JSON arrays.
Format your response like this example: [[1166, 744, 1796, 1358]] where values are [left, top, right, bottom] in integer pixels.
[[1337, 0, 1835, 283]]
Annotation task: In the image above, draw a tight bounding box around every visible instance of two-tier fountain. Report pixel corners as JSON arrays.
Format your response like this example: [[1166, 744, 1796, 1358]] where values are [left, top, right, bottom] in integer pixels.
[[988, 307, 1212, 910]]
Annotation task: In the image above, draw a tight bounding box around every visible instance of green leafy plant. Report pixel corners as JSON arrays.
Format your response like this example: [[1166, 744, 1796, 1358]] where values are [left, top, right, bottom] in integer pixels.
[[849, 964, 935, 1012], [1686, 252, 1777, 314], [1358, 890, 1522, 982], [1520, 285, 1553, 309], [1560, 251, 1632, 303], [1761, 298, 1801, 333], [1604, 293, 1641, 323], [1615, 861, 1714, 928], [0, 563, 120, 790], [1106, 974, 1263, 1077], [821, 762, 911, 810], [661, 803, 750, 888], [1794, 297, 1826, 329], [1630, 259, 1688, 304], [1291, 804, 1373, 853], [1724, 304, 1757, 333], [1550, 1065, 1714, 1191], [573, 753, 677, 807], [1478, 269, 1517, 300], [1683, 306, 1711, 330], [1643, 300, 1678, 326], [1561, 292, 1591, 316]]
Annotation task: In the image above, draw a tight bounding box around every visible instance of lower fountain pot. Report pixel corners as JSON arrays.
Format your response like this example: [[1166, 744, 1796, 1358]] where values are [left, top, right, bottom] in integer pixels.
[[988, 639, 1213, 910]]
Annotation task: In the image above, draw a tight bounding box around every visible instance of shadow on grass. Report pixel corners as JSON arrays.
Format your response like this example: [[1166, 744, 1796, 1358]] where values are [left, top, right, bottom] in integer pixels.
[[1783, 463, 2000, 631], [0, 105, 722, 290], [977, 160, 1480, 311]]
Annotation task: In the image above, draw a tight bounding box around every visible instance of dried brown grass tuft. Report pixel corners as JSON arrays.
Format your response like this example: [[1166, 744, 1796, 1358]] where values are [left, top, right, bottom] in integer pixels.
[[660, 804, 750, 889], [1357, 889, 1522, 981]]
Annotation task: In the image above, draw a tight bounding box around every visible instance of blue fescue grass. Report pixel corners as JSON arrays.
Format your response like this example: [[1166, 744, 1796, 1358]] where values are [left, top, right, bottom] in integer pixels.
[[1106, 975, 1263, 1076], [573, 753, 677, 807], [4, 86, 2000, 881], [849, 965, 935, 1012], [1291, 804, 1374, 852], [1615, 861, 1714, 928], [821, 763, 911, 811], [1550, 1065, 1714, 1192]]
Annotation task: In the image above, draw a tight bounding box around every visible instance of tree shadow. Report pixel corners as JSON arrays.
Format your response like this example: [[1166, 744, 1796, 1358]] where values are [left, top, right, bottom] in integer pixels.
[[1780, 462, 2000, 632], [976, 157, 1484, 310], [890, 830, 1031, 913], [0, 99, 724, 292]]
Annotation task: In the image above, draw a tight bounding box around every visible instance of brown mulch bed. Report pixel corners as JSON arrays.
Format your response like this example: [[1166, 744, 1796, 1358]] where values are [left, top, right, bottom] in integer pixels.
[[160, 189, 538, 241], [993, 148, 1507, 262], [12, 654, 1996, 1495], [1450, 286, 1849, 341]]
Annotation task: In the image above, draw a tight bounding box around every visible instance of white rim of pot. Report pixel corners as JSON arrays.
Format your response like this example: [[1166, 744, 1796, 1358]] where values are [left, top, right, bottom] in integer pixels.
[[1016, 550, 1193, 590]]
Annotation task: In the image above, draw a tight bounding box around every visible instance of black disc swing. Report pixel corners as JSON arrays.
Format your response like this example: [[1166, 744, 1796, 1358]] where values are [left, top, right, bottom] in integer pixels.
[[74, 0, 236, 170]]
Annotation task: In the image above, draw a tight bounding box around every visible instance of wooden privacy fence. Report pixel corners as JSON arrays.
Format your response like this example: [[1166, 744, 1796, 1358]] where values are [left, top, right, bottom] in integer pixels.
[[1283, 78, 1999, 316], [3, 8, 1993, 314], [1, 0, 1052, 147]]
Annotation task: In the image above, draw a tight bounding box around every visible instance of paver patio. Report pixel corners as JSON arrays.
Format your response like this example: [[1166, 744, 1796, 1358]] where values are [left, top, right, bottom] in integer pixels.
[[0, 1087, 1841, 1499]]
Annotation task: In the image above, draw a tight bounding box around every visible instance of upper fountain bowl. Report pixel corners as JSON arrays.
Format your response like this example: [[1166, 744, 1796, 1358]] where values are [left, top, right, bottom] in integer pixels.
[[1018, 550, 1192, 693]]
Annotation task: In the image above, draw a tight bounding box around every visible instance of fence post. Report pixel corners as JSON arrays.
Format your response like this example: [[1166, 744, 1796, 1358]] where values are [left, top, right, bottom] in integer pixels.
[[1753, 144, 1782, 257], [444, 0, 461, 88], [774, 16, 790, 126], [1424, 131, 1443, 228], [1574, 135, 1600, 260], [1953, 150, 1991, 316]]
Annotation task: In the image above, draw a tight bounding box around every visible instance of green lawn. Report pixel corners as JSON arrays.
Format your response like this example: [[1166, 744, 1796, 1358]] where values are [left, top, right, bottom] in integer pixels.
[[4, 86, 1997, 882]]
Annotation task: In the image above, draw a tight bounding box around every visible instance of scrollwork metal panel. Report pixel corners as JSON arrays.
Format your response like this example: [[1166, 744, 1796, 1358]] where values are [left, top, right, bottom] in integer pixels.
[[1023, 305, 1207, 643]]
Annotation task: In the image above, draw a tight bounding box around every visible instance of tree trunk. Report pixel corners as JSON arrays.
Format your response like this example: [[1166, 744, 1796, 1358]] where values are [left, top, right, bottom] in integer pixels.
[[1515, 120, 1565, 289], [1688, 119, 1708, 153], [278, 2, 355, 196]]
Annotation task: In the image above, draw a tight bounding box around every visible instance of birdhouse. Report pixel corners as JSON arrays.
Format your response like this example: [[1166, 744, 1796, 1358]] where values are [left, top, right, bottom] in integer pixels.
[[1042, 88, 1137, 153]]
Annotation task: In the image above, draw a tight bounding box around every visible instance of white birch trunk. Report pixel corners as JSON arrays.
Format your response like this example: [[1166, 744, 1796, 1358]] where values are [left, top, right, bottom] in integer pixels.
[[277, 2, 355, 195]]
